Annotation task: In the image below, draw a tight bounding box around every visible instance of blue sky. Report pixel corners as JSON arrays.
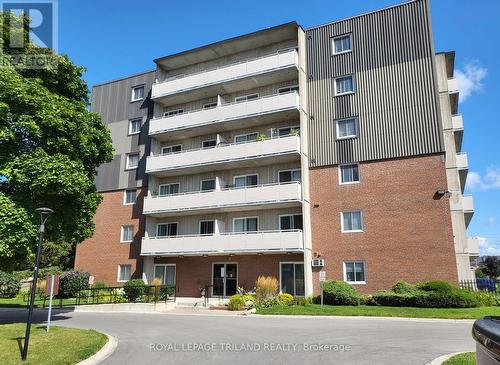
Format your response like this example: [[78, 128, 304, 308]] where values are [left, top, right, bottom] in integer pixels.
[[58, 0, 500, 254]]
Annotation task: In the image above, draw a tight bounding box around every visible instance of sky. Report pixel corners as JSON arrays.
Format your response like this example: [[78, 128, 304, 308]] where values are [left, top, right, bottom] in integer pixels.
[[57, 0, 500, 255]]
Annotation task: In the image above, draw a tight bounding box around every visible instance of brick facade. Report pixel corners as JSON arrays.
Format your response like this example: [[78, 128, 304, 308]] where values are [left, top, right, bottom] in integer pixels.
[[309, 154, 459, 294], [74, 188, 146, 285]]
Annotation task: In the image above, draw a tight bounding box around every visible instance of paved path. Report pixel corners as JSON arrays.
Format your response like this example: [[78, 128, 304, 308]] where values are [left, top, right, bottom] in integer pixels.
[[0, 308, 475, 365]]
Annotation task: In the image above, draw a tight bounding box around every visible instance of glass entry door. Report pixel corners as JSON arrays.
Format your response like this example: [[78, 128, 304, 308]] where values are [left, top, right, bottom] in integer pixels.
[[280, 263, 305, 296], [212, 263, 238, 297]]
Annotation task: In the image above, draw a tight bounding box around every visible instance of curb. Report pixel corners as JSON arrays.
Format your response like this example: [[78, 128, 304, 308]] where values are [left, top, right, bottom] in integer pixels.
[[251, 314, 476, 323], [76, 333, 117, 365], [426, 351, 473, 365]]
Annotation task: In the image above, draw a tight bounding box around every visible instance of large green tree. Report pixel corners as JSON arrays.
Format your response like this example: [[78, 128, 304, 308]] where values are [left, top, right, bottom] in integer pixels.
[[0, 12, 113, 271]]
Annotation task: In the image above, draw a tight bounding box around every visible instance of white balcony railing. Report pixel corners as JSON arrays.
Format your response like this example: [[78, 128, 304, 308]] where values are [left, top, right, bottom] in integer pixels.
[[146, 135, 301, 174], [467, 238, 480, 256], [152, 49, 298, 99], [141, 230, 304, 256], [143, 182, 302, 215], [450, 194, 474, 213], [456, 153, 468, 170], [451, 114, 464, 131], [448, 78, 459, 94], [149, 92, 299, 136]]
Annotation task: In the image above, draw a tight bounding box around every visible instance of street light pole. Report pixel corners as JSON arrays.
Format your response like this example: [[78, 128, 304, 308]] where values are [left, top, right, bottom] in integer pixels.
[[22, 207, 53, 362]]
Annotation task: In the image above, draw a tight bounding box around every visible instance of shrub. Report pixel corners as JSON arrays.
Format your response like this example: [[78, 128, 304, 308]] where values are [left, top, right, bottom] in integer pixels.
[[471, 291, 500, 306], [0, 271, 21, 298], [293, 296, 314, 306], [416, 280, 455, 293], [37, 279, 46, 294], [123, 279, 147, 301], [159, 286, 175, 300], [392, 281, 417, 294], [59, 271, 90, 298], [322, 280, 362, 306], [228, 294, 246, 311], [255, 276, 278, 303], [150, 278, 162, 286], [242, 294, 255, 303], [372, 288, 481, 308], [92, 281, 108, 289], [259, 296, 281, 308], [278, 293, 294, 306]]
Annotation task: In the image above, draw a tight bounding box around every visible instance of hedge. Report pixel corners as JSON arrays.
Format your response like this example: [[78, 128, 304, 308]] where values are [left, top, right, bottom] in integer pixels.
[[322, 280, 362, 306]]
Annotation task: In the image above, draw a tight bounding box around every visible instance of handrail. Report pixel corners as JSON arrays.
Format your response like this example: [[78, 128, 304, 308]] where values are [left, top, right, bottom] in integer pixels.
[[153, 133, 299, 157], [150, 181, 301, 199], [155, 48, 297, 84], [147, 229, 303, 240], [152, 90, 298, 120]]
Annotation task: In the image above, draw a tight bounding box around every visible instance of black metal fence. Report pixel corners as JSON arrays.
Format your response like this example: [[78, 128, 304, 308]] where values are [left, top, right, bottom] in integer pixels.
[[460, 279, 500, 293], [24, 285, 176, 308]]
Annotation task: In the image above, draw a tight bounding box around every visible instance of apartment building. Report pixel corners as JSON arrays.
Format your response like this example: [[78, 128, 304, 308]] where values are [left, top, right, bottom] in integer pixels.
[[75, 0, 476, 297]]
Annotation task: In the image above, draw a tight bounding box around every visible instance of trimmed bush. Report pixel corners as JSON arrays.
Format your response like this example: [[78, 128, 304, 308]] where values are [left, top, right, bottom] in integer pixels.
[[228, 294, 245, 310], [392, 281, 417, 294], [372, 287, 481, 308], [0, 271, 21, 298], [278, 293, 294, 306], [416, 280, 455, 293], [59, 271, 90, 298], [255, 276, 278, 303], [322, 280, 362, 306], [123, 279, 146, 301]]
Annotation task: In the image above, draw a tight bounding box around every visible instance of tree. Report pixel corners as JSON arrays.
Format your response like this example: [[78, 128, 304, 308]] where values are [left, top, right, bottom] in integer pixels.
[[0, 12, 113, 271], [482, 256, 500, 279]]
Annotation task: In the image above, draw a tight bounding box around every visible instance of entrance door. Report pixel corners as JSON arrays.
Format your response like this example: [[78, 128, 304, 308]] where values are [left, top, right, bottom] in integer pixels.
[[280, 262, 305, 296], [212, 263, 238, 297]]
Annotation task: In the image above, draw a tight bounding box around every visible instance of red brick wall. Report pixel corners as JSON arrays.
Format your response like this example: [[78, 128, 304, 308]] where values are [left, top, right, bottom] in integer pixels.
[[310, 154, 458, 294], [155, 254, 303, 297], [74, 188, 145, 285]]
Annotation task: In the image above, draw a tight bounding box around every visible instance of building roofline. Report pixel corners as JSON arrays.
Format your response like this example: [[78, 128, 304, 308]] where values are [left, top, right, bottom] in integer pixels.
[[92, 69, 156, 89]]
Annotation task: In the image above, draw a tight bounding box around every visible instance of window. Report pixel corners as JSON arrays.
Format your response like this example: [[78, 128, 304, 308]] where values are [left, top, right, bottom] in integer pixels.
[[339, 163, 360, 184], [336, 118, 357, 139], [121, 225, 134, 242], [163, 109, 184, 117], [126, 153, 139, 170], [118, 264, 131, 282], [131, 86, 144, 102], [124, 189, 137, 205], [280, 262, 305, 296], [157, 223, 178, 237], [202, 139, 217, 148], [341, 211, 363, 232], [154, 264, 176, 285], [161, 145, 182, 154], [234, 133, 258, 144], [203, 102, 217, 109], [235, 93, 259, 103], [334, 75, 355, 95], [200, 220, 215, 235], [332, 34, 352, 55], [233, 174, 258, 188], [278, 85, 299, 94], [233, 217, 258, 233], [280, 214, 303, 230], [200, 179, 216, 191], [128, 119, 142, 135], [158, 183, 180, 196], [344, 261, 365, 284], [278, 126, 300, 137], [279, 169, 301, 183]]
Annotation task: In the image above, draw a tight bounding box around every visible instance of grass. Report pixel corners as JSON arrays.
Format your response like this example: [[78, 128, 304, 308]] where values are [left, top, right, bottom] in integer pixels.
[[0, 323, 107, 365], [443, 352, 476, 365], [256, 304, 500, 319], [0, 294, 77, 308]]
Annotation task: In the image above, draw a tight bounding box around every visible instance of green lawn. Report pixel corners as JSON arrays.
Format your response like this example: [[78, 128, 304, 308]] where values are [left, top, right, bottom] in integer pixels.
[[256, 304, 500, 319], [0, 294, 76, 308], [443, 352, 476, 365], [0, 323, 107, 365]]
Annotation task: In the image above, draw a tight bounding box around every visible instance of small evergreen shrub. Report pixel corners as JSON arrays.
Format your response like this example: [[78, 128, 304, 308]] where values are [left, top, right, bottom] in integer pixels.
[[322, 280, 362, 306], [278, 293, 294, 306], [123, 279, 146, 301], [228, 294, 246, 310], [59, 271, 90, 298], [0, 271, 21, 298], [416, 280, 455, 293], [392, 281, 417, 294]]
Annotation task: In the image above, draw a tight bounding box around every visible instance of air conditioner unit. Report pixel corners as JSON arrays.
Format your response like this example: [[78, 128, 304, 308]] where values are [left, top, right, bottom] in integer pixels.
[[311, 258, 325, 267]]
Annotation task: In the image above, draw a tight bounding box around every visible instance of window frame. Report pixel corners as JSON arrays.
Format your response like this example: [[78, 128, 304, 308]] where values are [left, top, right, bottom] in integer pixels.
[[334, 74, 355, 96], [277, 125, 300, 137], [163, 109, 184, 117], [335, 118, 358, 140], [200, 178, 216, 191], [234, 132, 259, 144], [131, 85, 144, 102], [203, 102, 217, 110], [277, 85, 299, 94], [232, 216, 259, 233], [161, 144, 182, 155], [278, 169, 301, 183], [199, 220, 216, 235], [128, 118, 142, 135], [279, 214, 303, 231], [120, 225, 134, 243], [201, 139, 217, 149], [234, 93, 259, 103], [153, 264, 176, 285], [279, 261, 305, 296], [331, 33, 353, 55], [158, 183, 180, 196], [343, 261, 366, 285], [233, 174, 259, 188], [117, 264, 132, 282], [338, 163, 361, 185], [340, 211, 364, 233], [125, 153, 140, 170], [123, 189, 137, 205], [156, 222, 178, 237]]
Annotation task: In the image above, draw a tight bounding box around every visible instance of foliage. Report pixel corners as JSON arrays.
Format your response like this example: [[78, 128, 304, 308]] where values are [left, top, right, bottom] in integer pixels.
[[322, 280, 362, 306], [416, 280, 455, 292], [392, 281, 418, 294], [92, 281, 108, 289], [150, 278, 162, 286], [159, 286, 175, 301], [12, 266, 61, 281], [475, 267, 486, 278], [255, 276, 278, 303], [482, 256, 500, 278], [292, 296, 315, 306], [0, 12, 114, 271], [0, 271, 20, 298], [228, 294, 246, 311], [123, 279, 146, 301], [59, 271, 90, 298], [470, 291, 500, 307], [442, 352, 476, 365], [278, 293, 294, 306]]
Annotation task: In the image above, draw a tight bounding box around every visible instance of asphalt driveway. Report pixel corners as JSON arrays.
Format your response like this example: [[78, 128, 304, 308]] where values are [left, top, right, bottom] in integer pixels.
[[0, 308, 475, 365]]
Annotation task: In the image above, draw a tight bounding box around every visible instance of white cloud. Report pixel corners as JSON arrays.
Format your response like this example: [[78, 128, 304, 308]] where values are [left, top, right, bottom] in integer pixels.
[[466, 166, 500, 191], [489, 217, 496, 225], [455, 62, 487, 102], [475, 237, 500, 256]]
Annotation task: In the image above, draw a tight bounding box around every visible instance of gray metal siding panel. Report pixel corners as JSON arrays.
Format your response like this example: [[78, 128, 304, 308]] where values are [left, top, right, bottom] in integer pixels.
[[306, 0, 443, 167]]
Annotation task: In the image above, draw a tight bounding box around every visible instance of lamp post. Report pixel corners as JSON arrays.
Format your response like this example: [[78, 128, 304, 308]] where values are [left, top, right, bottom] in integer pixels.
[[22, 207, 53, 361]]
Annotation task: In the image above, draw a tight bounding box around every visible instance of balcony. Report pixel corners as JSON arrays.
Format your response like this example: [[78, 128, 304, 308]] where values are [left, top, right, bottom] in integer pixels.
[[143, 182, 302, 216], [149, 92, 300, 141], [456, 152, 469, 192], [467, 238, 480, 257], [141, 230, 304, 256], [152, 50, 299, 106], [448, 78, 459, 94], [451, 114, 464, 151], [146, 135, 301, 176], [451, 195, 474, 228]]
